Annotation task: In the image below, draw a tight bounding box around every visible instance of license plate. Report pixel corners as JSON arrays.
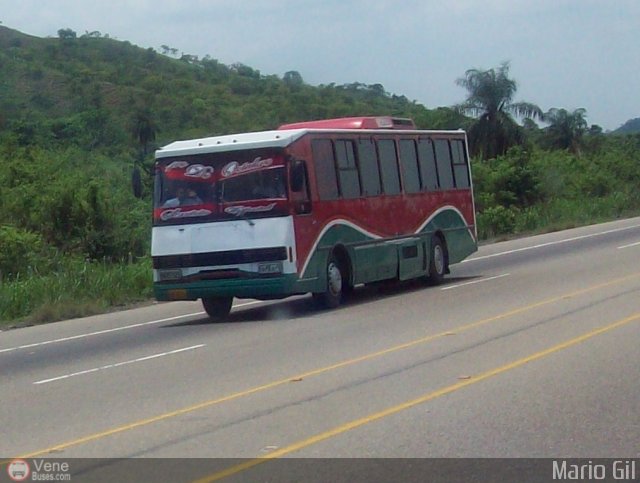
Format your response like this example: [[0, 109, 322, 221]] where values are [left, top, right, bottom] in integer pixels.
[[257, 262, 282, 274], [158, 269, 182, 281]]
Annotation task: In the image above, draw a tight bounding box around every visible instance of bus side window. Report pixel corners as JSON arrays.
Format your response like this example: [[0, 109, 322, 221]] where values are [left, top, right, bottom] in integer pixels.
[[417, 139, 439, 191], [398, 139, 421, 194], [357, 139, 381, 196], [377, 139, 401, 195], [311, 139, 339, 200], [451, 139, 470, 188], [335, 139, 361, 199], [434, 139, 454, 190]]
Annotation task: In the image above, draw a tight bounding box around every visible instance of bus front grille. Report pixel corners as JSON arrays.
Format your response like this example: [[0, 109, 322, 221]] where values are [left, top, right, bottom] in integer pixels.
[[153, 247, 288, 269]]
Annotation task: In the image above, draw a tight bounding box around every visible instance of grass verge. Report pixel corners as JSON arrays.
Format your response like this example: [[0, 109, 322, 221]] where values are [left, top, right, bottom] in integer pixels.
[[0, 258, 152, 328]]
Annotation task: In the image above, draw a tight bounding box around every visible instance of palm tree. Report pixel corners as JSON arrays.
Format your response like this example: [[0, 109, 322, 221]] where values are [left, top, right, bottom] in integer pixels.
[[543, 108, 588, 155], [132, 108, 157, 159], [456, 62, 543, 159], [131, 109, 158, 198]]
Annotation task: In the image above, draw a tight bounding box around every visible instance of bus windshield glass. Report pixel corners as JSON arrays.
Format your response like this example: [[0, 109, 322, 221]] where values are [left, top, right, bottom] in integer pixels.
[[153, 151, 288, 225]]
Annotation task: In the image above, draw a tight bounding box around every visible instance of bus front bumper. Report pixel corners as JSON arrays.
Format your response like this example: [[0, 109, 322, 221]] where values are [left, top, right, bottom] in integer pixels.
[[154, 274, 300, 301]]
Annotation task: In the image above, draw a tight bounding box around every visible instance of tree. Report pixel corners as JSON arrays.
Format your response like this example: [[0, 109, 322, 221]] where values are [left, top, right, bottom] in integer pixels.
[[543, 108, 588, 154], [588, 124, 603, 136], [283, 71, 304, 89], [132, 109, 158, 162], [57, 28, 77, 40], [160, 45, 179, 57], [180, 54, 199, 64], [456, 62, 543, 160]]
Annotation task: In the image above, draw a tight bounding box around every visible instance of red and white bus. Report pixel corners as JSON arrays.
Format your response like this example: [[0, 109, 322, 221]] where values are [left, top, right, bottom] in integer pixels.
[[152, 116, 477, 320]]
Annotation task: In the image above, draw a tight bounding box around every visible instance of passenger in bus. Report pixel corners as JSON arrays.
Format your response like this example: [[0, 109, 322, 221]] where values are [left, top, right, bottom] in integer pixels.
[[181, 188, 203, 206], [163, 187, 202, 207], [163, 187, 184, 207]]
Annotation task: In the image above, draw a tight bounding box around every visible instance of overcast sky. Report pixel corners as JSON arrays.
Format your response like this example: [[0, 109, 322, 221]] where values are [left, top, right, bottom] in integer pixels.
[[1, 0, 638, 130]]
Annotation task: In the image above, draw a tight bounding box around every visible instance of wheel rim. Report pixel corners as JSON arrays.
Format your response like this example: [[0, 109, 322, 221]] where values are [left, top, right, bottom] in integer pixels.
[[433, 244, 445, 275], [327, 261, 343, 296]]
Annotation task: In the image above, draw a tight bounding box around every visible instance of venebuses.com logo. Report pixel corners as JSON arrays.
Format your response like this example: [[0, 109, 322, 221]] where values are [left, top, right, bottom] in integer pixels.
[[6, 458, 72, 481]]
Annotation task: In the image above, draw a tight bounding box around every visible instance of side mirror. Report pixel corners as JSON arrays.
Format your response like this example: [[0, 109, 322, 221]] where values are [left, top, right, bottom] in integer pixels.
[[290, 160, 306, 192], [132, 166, 143, 198]]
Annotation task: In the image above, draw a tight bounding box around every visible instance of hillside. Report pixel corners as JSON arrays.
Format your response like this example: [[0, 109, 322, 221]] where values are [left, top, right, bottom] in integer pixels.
[[0, 25, 463, 151], [613, 118, 640, 135]]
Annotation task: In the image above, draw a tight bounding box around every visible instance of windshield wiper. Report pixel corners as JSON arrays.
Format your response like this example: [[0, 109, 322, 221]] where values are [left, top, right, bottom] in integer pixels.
[[219, 189, 255, 226], [227, 208, 256, 227]]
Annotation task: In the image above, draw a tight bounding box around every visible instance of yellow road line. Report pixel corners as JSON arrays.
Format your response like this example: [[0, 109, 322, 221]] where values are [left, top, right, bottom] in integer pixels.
[[196, 311, 640, 482], [10, 271, 640, 460]]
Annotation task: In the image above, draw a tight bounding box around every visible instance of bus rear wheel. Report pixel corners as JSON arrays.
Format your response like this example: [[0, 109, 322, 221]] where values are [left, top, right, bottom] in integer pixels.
[[313, 254, 344, 309], [202, 296, 233, 322], [427, 236, 446, 285]]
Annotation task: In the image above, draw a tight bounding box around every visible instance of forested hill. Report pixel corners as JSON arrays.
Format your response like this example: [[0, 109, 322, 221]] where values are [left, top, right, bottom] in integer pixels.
[[613, 118, 640, 135], [0, 25, 463, 152]]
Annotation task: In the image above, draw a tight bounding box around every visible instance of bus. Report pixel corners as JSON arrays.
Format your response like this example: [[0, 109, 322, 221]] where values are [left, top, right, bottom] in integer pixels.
[[151, 116, 477, 321]]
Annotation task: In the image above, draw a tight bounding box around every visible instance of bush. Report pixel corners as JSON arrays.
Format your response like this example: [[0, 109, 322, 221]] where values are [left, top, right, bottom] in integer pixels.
[[0, 146, 150, 262], [0, 225, 51, 280], [477, 205, 518, 239], [472, 147, 543, 211]]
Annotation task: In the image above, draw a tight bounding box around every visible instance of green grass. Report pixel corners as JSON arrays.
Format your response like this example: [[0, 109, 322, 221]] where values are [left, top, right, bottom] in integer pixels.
[[477, 193, 640, 241], [0, 258, 152, 327]]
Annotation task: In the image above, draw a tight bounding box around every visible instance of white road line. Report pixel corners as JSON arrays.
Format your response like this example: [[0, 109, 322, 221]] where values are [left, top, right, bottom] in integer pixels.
[[617, 241, 640, 249], [33, 344, 205, 385], [0, 312, 205, 354], [0, 300, 263, 355], [441, 273, 510, 291], [235, 300, 263, 308], [463, 223, 640, 263]]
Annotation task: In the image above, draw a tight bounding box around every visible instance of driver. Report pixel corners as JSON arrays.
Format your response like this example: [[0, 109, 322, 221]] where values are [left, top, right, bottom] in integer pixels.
[[162, 187, 202, 207]]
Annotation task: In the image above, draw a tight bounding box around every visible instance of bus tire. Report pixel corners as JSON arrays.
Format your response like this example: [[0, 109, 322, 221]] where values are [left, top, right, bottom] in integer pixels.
[[313, 253, 344, 309], [427, 235, 446, 285], [202, 296, 233, 322]]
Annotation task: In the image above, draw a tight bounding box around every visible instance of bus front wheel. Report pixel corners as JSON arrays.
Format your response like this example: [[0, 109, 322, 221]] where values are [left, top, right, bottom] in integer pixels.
[[313, 254, 344, 309], [202, 296, 233, 322]]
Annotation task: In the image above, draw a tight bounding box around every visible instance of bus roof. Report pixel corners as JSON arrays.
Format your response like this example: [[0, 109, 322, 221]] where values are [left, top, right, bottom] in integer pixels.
[[155, 129, 308, 159], [155, 117, 464, 159], [278, 116, 416, 130]]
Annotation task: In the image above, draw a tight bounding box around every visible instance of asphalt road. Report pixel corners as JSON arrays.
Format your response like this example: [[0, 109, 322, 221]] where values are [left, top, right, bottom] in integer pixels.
[[1, 217, 639, 482]]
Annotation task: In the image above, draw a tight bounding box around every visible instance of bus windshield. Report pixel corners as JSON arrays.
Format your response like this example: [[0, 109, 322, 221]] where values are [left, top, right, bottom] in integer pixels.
[[153, 152, 288, 225], [220, 168, 286, 202]]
